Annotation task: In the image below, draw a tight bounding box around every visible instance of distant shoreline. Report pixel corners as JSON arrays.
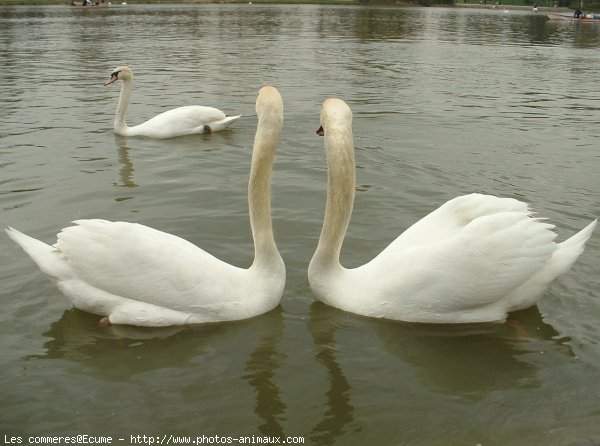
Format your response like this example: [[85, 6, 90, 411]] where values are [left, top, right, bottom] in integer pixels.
[[454, 2, 569, 10], [0, 0, 572, 10]]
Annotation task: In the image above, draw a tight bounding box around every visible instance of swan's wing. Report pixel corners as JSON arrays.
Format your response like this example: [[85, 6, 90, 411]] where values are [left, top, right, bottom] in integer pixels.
[[55, 220, 246, 316], [382, 193, 531, 252], [134, 106, 227, 138], [364, 210, 557, 316]]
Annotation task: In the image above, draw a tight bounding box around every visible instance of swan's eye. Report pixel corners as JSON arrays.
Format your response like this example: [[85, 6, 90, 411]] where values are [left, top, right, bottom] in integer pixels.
[[316, 125, 324, 136], [110, 71, 120, 79]]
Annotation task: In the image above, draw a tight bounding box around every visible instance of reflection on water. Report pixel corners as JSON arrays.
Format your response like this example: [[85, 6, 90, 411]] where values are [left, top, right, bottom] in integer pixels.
[[243, 310, 286, 437], [28, 309, 229, 381], [115, 139, 138, 190], [1, 3, 599, 443], [308, 302, 592, 444], [307, 304, 355, 445], [25, 307, 290, 437], [369, 305, 572, 397], [11, 299, 591, 442], [305, 302, 586, 444]]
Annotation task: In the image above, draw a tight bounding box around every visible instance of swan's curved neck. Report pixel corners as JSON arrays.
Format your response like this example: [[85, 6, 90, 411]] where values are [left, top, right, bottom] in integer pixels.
[[311, 128, 355, 271], [114, 78, 132, 134], [249, 114, 282, 270]]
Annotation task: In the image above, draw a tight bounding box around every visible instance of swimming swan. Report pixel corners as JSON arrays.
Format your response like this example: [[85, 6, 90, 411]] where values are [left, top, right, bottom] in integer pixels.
[[308, 98, 596, 324], [105, 66, 241, 138], [6, 86, 285, 327]]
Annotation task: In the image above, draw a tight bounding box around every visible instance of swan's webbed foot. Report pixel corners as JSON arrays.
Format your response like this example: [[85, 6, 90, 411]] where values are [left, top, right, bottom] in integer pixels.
[[99, 316, 111, 327], [203, 125, 212, 134], [505, 318, 527, 338]]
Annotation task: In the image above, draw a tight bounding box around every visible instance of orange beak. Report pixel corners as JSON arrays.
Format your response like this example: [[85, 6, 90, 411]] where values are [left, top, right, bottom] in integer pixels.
[[104, 74, 118, 87]]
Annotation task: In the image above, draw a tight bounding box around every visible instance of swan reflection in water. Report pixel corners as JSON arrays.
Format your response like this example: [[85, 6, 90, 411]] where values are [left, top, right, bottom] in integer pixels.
[[23, 300, 575, 441], [25, 307, 288, 436], [305, 301, 575, 442], [26, 309, 237, 380], [115, 140, 137, 191], [242, 306, 286, 437], [367, 305, 574, 398], [307, 303, 357, 445]]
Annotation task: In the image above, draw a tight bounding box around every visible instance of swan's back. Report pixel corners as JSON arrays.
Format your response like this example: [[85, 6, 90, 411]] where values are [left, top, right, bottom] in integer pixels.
[[347, 197, 596, 322], [129, 105, 239, 138], [56, 220, 250, 313], [383, 193, 531, 251]]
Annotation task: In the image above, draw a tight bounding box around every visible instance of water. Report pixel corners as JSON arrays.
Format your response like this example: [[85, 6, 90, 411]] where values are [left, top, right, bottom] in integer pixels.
[[1, 4, 599, 444]]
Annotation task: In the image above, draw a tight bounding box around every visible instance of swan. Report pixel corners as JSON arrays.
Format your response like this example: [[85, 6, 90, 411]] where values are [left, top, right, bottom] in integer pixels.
[[105, 66, 241, 138], [308, 97, 596, 324], [6, 86, 285, 327]]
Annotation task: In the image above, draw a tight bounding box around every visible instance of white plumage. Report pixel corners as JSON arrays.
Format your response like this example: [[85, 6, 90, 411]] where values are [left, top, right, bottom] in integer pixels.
[[105, 66, 241, 138], [7, 86, 285, 327], [308, 98, 596, 323]]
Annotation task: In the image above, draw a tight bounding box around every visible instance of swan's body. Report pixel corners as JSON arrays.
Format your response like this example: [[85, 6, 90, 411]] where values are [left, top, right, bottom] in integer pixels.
[[308, 98, 596, 324], [105, 66, 241, 138], [7, 86, 285, 327]]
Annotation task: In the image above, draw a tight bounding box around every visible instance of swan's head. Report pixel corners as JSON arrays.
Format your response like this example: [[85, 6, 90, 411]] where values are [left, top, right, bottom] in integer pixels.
[[105, 66, 133, 86], [317, 98, 352, 136], [256, 86, 283, 126]]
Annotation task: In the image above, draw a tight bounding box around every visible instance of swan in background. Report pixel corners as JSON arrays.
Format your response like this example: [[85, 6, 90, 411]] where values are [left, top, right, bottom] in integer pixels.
[[6, 86, 285, 327], [308, 97, 596, 324], [105, 66, 241, 138]]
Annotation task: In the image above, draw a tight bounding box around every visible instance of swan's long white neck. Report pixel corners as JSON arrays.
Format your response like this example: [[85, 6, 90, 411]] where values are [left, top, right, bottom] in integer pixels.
[[114, 77, 132, 134], [249, 104, 283, 271], [311, 124, 355, 272]]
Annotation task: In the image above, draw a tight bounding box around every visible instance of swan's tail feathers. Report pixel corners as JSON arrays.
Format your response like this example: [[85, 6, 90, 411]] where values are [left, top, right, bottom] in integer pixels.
[[505, 219, 596, 312], [5, 227, 67, 280], [559, 219, 597, 250], [211, 114, 242, 132], [552, 219, 597, 275]]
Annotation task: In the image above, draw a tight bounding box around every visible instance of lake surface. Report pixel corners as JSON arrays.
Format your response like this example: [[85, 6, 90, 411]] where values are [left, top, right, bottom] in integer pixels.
[[1, 3, 599, 444]]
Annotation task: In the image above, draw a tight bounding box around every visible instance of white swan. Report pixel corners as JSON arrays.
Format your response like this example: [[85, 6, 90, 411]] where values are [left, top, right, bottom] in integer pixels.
[[308, 98, 596, 324], [6, 86, 285, 327], [105, 66, 241, 138]]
